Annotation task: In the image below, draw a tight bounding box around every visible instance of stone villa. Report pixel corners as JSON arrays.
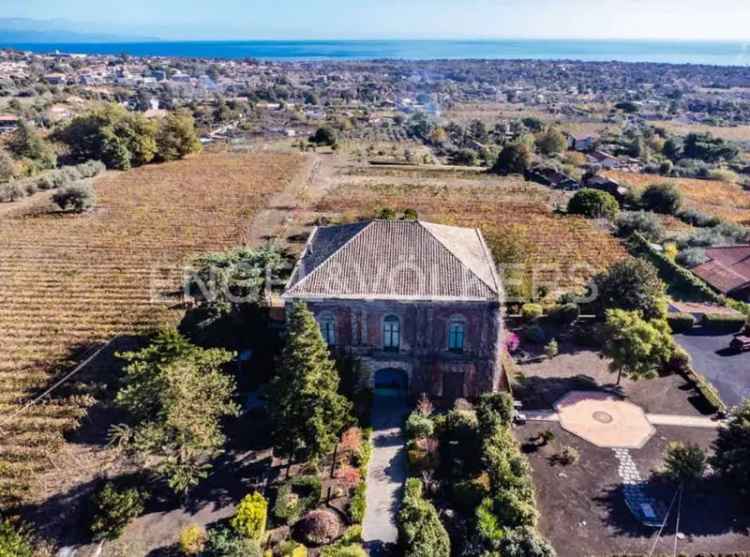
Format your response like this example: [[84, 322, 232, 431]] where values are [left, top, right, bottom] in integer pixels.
[[282, 219, 506, 400]]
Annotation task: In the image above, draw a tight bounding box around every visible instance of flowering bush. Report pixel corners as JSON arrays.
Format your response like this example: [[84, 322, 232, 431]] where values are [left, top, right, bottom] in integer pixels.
[[231, 492, 268, 541], [505, 332, 520, 353]]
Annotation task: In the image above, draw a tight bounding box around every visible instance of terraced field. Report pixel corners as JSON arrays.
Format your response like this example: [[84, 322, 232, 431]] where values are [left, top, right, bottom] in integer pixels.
[[0, 151, 303, 508], [316, 175, 627, 293]]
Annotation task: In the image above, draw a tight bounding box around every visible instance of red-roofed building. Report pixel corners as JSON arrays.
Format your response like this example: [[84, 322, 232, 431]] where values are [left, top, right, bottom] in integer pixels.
[[691, 245, 750, 301]]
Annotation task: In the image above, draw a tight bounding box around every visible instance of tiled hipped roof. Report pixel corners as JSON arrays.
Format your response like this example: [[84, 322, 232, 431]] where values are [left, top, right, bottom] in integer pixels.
[[283, 220, 501, 301], [691, 245, 750, 295]]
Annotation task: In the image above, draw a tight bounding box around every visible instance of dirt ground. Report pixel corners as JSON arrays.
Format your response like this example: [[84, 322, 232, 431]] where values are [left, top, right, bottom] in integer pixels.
[[517, 421, 750, 557], [514, 336, 710, 417]]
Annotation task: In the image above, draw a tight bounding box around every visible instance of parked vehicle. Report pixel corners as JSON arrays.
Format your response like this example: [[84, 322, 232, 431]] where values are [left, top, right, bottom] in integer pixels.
[[730, 334, 750, 353]]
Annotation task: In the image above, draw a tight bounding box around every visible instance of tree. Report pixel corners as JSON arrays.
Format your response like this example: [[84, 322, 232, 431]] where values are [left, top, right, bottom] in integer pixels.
[[311, 126, 337, 146], [567, 189, 619, 219], [592, 259, 667, 320], [535, 128, 567, 156], [398, 478, 450, 557], [7, 121, 57, 171], [186, 245, 286, 317], [640, 183, 682, 215], [58, 103, 159, 170], [268, 303, 352, 460], [89, 482, 146, 541], [0, 149, 17, 182], [615, 101, 639, 114], [491, 143, 532, 176], [602, 309, 675, 384], [113, 329, 239, 497], [711, 400, 750, 496], [52, 182, 96, 212], [156, 109, 202, 161], [664, 442, 706, 487]]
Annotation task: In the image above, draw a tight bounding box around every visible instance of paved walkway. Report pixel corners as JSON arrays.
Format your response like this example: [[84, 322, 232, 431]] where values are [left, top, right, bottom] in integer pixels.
[[362, 390, 408, 554], [613, 448, 665, 527], [526, 409, 723, 430]]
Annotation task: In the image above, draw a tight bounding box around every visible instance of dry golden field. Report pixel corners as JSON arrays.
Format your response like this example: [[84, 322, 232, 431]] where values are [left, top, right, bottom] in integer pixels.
[[603, 170, 750, 225], [316, 174, 628, 291], [0, 151, 303, 508], [648, 121, 750, 142]]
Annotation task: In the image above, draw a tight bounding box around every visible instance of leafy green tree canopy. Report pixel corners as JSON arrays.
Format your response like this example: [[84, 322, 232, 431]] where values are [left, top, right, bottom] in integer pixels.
[[592, 259, 667, 320], [491, 143, 532, 176], [113, 328, 239, 496], [711, 399, 750, 497], [567, 188, 619, 219], [602, 309, 675, 384]]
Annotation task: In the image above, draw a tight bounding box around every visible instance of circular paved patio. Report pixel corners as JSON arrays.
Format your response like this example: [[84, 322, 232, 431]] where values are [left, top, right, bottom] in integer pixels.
[[554, 391, 655, 449]]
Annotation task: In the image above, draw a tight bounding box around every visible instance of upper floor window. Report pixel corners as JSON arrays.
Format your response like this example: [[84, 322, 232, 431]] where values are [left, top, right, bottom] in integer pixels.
[[319, 314, 336, 347], [383, 315, 401, 351], [448, 321, 466, 353]]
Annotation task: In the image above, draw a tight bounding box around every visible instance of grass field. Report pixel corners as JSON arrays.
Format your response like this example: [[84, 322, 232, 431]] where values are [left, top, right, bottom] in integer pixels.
[[316, 170, 627, 293], [0, 151, 303, 508], [603, 170, 750, 225]]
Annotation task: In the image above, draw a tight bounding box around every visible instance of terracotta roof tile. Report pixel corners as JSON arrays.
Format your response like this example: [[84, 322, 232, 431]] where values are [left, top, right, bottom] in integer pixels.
[[283, 220, 500, 301]]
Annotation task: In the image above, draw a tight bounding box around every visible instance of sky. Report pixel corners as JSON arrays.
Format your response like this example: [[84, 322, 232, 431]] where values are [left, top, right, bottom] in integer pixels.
[[3, 0, 750, 41]]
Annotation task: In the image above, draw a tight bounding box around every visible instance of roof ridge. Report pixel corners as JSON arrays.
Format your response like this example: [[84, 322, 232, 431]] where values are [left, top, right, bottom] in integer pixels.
[[417, 220, 498, 296], [285, 221, 374, 295], [475, 227, 502, 297]]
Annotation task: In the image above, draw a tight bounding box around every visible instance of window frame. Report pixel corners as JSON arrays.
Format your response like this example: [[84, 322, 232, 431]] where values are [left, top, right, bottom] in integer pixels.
[[383, 314, 401, 352], [447, 318, 466, 353], [319, 313, 337, 347]]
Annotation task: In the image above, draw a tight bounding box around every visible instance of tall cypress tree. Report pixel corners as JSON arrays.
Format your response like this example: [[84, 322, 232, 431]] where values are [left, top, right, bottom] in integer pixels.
[[269, 302, 352, 460]]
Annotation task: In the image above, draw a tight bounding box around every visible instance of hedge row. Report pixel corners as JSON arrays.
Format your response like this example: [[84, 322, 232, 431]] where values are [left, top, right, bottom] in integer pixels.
[[667, 312, 696, 333], [681, 366, 728, 415], [703, 314, 747, 334]]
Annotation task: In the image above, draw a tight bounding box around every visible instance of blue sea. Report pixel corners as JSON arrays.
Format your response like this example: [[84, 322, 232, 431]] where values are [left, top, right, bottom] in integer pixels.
[[3, 39, 750, 66]]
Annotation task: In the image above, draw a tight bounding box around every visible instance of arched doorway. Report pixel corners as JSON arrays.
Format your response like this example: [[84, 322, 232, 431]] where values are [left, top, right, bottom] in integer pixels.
[[374, 368, 408, 399]]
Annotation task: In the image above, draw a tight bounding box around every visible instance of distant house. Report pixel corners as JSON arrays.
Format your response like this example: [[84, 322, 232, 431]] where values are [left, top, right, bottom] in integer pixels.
[[526, 166, 579, 190], [44, 73, 66, 85], [0, 114, 19, 133], [587, 150, 619, 169], [570, 134, 597, 152], [282, 219, 507, 401], [583, 173, 630, 202], [690, 245, 750, 301]]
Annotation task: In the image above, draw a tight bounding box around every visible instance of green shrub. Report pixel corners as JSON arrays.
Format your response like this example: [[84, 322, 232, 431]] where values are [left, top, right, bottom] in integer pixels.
[[89, 481, 146, 541], [678, 208, 720, 228], [52, 182, 96, 212], [641, 183, 682, 215], [405, 412, 434, 440], [521, 303, 544, 321], [499, 526, 557, 557], [615, 211, 664, 242], [0, 520, 33, 557], [548, 303, 580, 325], [231, 492, 268, 541], [702, 313, 746, 333], [666, 312, 696, 333], [450, 475, 490, 512], [490, 488, 539, 529], [203, 527, 262, 557], [567, 188, 619, 219], [273, 475, 322, 525], [676, 247, 708, 268], [320, 544, 366, 557], [348, 483, 366, 524], [276, 541, 308, 557], [403, 208, 418, 220], [524, 325, 546, 344], [179, 524, 207, 555], [0, 182, 25, 202], [398, 479, 450, 557]]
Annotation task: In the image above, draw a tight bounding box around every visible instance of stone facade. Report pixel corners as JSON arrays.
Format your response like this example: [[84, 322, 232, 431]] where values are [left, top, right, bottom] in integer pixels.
[[302, 298, 504, 400]]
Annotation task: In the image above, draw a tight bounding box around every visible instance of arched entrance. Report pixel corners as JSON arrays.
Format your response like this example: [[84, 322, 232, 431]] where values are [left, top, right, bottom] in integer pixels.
[[374, 368, 409, 399]]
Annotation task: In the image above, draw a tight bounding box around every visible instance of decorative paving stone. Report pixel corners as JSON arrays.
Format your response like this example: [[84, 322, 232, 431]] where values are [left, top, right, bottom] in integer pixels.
[[554, 391, 656, 449]]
